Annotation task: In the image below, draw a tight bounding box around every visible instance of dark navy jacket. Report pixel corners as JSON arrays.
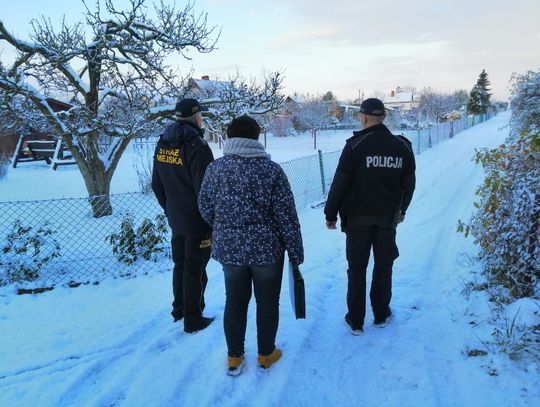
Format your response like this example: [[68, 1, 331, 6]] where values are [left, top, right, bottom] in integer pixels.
[[151, 120, 214, 237], [198, 155, 304, 266], [325, 123, 416, 222]]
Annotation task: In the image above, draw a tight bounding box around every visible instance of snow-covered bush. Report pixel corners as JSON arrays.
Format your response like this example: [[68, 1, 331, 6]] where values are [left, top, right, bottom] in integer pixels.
[[0, 220, 61, 285], [443, 110, 463, 121], [460, 70, 540, 360], [136, 214, 168, 261], [269, 115, 296, 137], [107, 215, 138, 265], [106, 213, 168, 265], [459, 70, 540, 299]]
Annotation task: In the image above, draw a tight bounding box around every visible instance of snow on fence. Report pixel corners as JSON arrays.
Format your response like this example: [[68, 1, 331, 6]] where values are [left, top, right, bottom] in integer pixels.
[[280, 150, 341, 210], [405, 113, 495, 155], [0, 112, 496, 290], [0, 193, 169, 290], [0, 151, 340, 290]]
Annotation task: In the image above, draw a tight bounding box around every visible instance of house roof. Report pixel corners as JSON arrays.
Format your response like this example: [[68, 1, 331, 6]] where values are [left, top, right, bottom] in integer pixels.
[[285, 95, 305, 104], [190, 78, 232, 97], [383, 92, 416, 104], [45, 98, 72, 112]]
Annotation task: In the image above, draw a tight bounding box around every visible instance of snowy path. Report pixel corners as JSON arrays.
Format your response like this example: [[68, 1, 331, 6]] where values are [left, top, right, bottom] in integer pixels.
[[1, 111, 538, 406]]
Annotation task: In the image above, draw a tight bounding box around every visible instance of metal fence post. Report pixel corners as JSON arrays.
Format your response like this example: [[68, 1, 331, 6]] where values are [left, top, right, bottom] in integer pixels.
[[318, 149, 326, 195]]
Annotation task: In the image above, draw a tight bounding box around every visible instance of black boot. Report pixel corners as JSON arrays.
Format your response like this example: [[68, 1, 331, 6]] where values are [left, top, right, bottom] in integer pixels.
[[172, 310, 184, 323], [184, 316, 215, 333]]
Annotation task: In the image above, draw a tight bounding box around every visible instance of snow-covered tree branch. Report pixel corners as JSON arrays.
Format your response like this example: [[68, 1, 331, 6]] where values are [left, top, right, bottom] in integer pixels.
[[0, 0, 219, 217], [199, 70, 286, 132], [418, 88, 454, 123], [294, 97, 334, 135]]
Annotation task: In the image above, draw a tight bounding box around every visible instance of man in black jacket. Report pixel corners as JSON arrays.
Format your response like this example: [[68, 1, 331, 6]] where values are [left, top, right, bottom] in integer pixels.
[[324, 98, 416, 335], [152, 98, 215, 333]]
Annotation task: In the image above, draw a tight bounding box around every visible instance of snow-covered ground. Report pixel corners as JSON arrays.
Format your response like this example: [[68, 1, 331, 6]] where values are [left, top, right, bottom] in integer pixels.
[[0, 128, 360, 201], [1, 111, 539, 406], [0, 126, 421, 201]]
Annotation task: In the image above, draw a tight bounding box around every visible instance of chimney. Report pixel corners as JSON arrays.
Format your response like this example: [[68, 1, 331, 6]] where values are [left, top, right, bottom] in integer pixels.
[[390, 90, 395, 97], [201, 75, 210, 80]]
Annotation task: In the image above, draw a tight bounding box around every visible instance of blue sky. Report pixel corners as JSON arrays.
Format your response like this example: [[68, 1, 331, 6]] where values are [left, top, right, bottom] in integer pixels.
[[1, 0, 539, 100]]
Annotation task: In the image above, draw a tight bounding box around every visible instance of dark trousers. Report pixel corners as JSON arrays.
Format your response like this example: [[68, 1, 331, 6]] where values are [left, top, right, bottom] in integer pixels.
[[222, 257, 284, 357], [345, 216, 399, 327], [171, 233, 211, 325]]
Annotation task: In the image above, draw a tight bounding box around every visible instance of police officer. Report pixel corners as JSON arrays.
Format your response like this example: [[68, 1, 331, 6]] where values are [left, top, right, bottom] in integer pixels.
[[152, 98, 215, 333], [324, 98, 416, 335]]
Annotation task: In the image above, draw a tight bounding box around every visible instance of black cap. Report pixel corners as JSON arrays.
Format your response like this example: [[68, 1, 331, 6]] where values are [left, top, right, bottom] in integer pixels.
[[175, 98, 208, 118], [360, 98, 385, 116]]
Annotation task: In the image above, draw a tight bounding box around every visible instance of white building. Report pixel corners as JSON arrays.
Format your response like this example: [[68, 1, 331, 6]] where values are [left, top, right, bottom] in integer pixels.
[[187, 75, 232, 99], [383, 90, 420, 113]]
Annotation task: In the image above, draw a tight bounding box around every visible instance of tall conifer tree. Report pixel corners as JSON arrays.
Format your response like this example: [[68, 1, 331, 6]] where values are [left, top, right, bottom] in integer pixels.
[[468, 69, 492, 115]]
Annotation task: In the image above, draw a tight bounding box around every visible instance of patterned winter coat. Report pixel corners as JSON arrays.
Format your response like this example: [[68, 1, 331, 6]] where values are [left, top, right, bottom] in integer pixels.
[[198, 138, 304, 266]]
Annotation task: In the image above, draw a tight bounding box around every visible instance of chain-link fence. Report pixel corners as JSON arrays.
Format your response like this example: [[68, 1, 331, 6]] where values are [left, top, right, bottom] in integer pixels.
[[0, 193, 170, 289], [0, 152, 340, 290], [404, 113, 495, 155], [282, 113, 497, 209], [0, 113, 497, 290], [281, 150, 341, 210]]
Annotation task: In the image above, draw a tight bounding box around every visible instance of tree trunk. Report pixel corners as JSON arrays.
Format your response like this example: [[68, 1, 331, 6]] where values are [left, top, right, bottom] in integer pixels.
[[62, 132, 131, 218], [87, 182, 113, 218], [79, 159, 113, 218]]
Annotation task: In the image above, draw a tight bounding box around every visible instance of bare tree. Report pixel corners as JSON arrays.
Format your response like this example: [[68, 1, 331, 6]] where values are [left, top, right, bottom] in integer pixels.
[[452, 89, 469, 111], [0, 92, 51, 133], [370, 89, 387, 101], [202, 70, 285, 135], [294, 97, 333, 137], [419, 88, 453, 123], [0, 0, 220, 216]]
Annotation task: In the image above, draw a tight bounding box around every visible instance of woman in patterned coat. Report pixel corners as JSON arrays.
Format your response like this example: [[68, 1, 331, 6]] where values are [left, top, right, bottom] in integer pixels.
[[198, 115, 304, 376]]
